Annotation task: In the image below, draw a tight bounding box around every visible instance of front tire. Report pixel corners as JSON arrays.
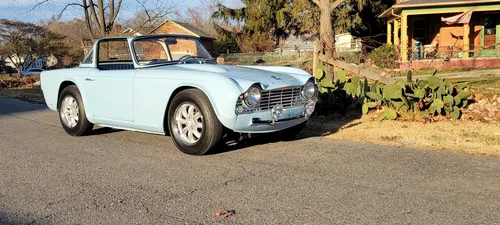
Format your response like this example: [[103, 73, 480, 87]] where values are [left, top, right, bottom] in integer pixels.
[[168, 89, 224, 155], [58, 85, 93, 136]]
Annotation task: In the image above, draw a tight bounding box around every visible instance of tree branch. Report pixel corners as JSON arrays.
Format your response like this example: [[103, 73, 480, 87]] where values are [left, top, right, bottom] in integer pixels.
[[330, 0, 346, 12], [88, 0, 102, 33], [109, 0, 114, 23], [109, 0, 123, 30], [82, 0, 96, 39], [54, 3, 85, 20], [25, 0, 49, 13]]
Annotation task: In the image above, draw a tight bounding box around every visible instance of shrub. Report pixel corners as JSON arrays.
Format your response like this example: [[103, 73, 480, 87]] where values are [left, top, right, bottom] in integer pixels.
[[368, 44, 397, 69]]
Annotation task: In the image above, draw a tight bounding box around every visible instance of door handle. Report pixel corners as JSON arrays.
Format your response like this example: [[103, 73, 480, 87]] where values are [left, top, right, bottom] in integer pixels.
[[85, 78, 95, 81]]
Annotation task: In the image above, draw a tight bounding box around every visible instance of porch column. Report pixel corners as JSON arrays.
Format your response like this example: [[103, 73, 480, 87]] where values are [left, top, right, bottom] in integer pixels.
[[463, 22, 470, 59], [394, 19, 400, 47], [401, 13, 408, 61], [497, 23, 500, 50], [387, 22, 392, 44]]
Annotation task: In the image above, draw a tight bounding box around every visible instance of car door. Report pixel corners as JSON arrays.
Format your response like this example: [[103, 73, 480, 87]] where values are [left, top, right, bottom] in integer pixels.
[[84, 39, 135, 124]]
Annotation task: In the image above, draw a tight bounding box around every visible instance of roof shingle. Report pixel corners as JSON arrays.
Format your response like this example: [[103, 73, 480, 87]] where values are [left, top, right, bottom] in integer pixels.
[[173, 21, 215, 39]]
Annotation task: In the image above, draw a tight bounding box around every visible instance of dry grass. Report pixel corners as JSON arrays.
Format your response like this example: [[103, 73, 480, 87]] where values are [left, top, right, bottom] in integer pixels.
[[0, 88, 45, 104], [467, 78, 500, 98], [310, 116, 500, 157]]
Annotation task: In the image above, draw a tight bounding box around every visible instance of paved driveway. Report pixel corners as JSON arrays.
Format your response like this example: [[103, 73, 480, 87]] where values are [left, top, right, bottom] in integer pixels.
[[1, 97, 500, 224]]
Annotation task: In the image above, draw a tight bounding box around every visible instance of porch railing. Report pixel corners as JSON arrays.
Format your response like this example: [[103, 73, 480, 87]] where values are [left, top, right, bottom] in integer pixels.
[[406, 44, 499, 61]]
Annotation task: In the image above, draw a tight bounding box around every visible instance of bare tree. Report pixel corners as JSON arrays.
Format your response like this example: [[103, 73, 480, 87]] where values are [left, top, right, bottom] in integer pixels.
[[181, 0, 217, 36], [44, 19, 91, 66], [124, 0, 178, 33], [25, 0, 176, 39]]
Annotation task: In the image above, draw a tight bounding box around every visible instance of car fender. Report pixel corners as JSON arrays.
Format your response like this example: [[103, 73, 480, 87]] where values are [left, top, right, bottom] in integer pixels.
[[133, 70, 243, 132], [167, 80, 241, 129], [41, 68, 94, 123]]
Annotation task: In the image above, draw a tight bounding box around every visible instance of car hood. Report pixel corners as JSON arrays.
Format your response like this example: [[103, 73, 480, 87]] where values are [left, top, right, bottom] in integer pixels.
[[164, 64, 307, 91]]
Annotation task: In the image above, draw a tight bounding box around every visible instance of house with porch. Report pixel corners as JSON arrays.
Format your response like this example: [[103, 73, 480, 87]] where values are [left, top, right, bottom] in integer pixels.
[[380, 0, 500, 70]]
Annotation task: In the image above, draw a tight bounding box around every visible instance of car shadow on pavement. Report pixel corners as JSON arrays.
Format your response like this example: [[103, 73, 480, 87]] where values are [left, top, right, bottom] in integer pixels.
[[0, 212, 27, 225], [87, 127, 124, 136], [0, 97, 47, 115], [209, 111, 362, 155]]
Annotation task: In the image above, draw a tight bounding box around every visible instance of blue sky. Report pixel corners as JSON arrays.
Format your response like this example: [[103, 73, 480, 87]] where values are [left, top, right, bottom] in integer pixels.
[[0, 0, 243, 23]]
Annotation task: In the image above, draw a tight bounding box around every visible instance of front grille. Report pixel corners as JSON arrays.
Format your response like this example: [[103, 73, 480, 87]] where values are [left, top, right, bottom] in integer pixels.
[[236, 87, 306, 113], [260, 87, 303, 110]]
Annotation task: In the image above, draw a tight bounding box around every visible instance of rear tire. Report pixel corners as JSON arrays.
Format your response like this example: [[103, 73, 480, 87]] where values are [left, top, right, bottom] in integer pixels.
[[58, 85, 93, 136], [168, 89, 224, 155]]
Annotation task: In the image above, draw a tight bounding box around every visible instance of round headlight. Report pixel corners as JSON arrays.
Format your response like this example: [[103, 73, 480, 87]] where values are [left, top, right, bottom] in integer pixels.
[[244, 85, 261, 107], [302, 80, 317, 99]]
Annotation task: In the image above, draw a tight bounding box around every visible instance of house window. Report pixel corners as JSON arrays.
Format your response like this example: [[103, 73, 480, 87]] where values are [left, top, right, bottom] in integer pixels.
[[413, 18, 426, 40]]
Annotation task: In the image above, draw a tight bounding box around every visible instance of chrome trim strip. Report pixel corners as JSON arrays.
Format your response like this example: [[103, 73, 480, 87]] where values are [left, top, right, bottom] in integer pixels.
[[252, 115, 305, 124]]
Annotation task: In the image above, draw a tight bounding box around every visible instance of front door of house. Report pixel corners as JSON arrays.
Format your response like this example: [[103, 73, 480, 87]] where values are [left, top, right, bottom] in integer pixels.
[[482, 15, 498, 56]]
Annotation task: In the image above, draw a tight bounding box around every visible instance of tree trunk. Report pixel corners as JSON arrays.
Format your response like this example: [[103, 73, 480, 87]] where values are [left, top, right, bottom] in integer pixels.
[[16, 68, 21, 78], [318, 2, 335, 81], [82, 0, 96, 39], [97, 0, 106, 35]]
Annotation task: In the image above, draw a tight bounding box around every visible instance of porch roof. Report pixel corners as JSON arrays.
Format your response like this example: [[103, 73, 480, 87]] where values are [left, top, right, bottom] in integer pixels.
[[379, 0, 500, 18]]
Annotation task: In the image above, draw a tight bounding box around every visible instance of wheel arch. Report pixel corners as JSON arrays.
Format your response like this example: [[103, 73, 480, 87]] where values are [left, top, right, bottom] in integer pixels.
[[163, 86, 208, 134], [57, 81, 77, 109], [161, 79, 242, 134]]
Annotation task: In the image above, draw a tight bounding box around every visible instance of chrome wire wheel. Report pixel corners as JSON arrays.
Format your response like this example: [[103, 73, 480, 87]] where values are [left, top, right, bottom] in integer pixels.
[[60, 95, 79, 128], [173, 102, 204, 146]]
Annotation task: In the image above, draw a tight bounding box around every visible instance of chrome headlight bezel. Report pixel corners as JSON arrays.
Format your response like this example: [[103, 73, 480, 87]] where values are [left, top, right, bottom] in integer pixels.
[[302, 79, 317, 100], [244, 85, 262, 108]]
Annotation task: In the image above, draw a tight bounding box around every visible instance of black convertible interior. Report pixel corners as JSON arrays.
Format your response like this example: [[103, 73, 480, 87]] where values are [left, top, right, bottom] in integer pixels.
[[97, 61, 134, 70]]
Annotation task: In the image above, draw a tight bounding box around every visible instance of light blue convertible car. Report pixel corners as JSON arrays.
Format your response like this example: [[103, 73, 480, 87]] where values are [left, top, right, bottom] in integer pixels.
[[41, 34, 317, 155]]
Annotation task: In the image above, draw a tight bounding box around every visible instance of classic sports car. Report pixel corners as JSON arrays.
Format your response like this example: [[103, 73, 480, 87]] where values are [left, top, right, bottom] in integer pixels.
[[41, 34, 317, 155]]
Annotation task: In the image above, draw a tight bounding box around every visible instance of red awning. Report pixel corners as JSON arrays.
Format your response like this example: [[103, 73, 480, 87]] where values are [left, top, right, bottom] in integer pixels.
[[441, 10, 473, 25]]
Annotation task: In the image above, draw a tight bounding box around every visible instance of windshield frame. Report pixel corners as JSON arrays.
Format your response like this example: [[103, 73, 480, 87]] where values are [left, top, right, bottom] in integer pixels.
[[131, 34, 214, 68]]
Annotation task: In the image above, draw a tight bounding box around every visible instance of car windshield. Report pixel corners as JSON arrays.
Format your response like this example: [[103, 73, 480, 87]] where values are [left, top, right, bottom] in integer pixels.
[[133, 36, 213, 66]]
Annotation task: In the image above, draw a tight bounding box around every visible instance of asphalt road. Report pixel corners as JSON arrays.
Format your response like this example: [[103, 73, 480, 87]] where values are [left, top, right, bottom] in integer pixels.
[[1, 97, 500, 225]]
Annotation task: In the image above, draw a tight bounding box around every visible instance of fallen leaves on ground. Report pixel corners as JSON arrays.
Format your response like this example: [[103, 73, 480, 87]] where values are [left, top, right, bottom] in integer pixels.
[[0, 76, 40, 89], [215, 210, 236, 218], [462, 94, 500, 122]]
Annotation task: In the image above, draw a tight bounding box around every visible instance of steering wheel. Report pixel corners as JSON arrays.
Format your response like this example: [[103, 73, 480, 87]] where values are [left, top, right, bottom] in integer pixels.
[[178, 55, 205, 64]]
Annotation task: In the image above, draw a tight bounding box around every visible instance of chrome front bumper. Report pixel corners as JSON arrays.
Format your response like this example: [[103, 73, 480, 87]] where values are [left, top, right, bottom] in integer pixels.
[[232, 105, 309, 133]]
